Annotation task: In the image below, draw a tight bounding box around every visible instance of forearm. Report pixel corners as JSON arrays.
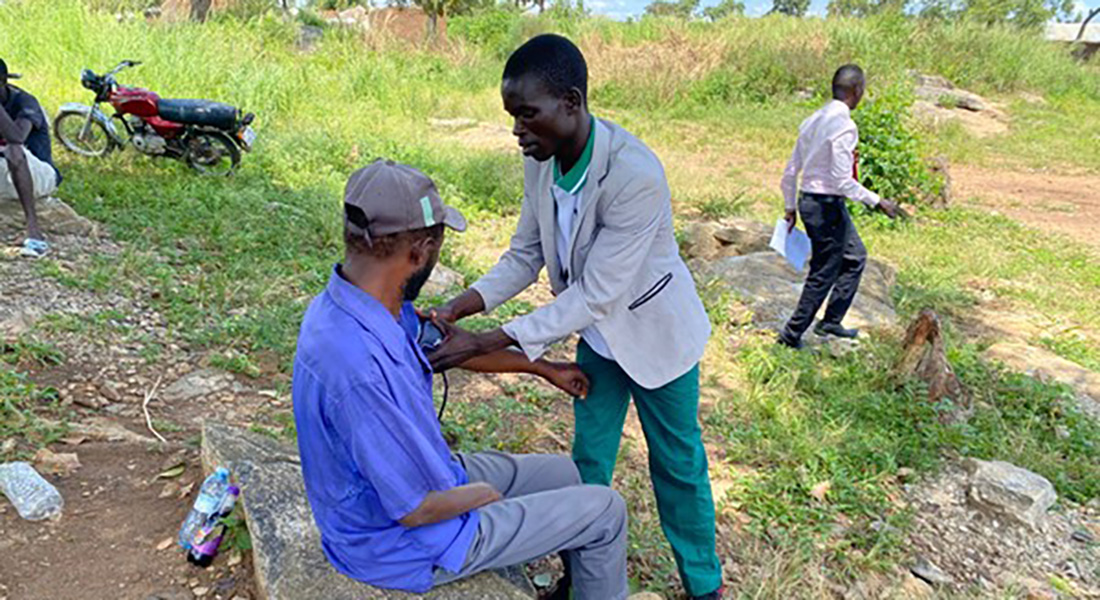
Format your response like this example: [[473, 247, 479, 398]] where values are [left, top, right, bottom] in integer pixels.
[[0, 110, 17, 143], [840, 178, 880, 208], [459, 348, 545, 376], [399, 483, 501, 528], [781, 169, 799, 212], [0, 112, 30, 145], [428, 327, 515, 373], [444, 288, 487, 322]]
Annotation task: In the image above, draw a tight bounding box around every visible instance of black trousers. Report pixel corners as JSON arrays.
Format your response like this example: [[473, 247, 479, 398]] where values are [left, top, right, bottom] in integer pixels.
[[783, 192, 867, 338]]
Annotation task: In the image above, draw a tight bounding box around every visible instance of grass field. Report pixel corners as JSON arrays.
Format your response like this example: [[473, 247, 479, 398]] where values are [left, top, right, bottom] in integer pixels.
[[2, 1, 1099, 595]]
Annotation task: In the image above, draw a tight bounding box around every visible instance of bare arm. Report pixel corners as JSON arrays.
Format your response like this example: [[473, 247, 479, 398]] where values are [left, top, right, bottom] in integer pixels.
[[460, 349, 589, 397], [399, 482, 501, 528], [436, 288, 487, 323], [0, 108, 32, 145]]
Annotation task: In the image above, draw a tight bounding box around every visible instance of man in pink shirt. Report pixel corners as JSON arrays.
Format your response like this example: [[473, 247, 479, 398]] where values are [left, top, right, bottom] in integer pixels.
[[778, 64, 899, 349]]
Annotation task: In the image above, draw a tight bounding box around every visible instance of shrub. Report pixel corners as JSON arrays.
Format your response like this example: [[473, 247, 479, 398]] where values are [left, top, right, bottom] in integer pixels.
[[853, 84, 944, 205], [449, 8, 526, 59]]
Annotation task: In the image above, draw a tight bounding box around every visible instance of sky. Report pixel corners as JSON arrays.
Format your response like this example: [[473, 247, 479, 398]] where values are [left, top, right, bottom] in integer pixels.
[[584, 0, 1100, 21]]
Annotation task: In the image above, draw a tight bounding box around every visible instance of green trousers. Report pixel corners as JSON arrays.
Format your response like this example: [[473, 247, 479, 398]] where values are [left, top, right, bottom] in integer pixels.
[[573, 340, 722, 597]]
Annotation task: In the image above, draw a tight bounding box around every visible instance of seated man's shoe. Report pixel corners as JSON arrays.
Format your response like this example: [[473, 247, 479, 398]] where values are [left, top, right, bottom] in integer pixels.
[[776, 329, 803, 350], [19, 238, 48, 259], [540, 576, 571, 600], [814, 321, 859, 339]]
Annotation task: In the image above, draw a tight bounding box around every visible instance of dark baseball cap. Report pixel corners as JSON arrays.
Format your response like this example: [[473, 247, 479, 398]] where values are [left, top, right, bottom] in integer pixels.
[[0, 59, 21, 81], [344, 159, 466, 243]]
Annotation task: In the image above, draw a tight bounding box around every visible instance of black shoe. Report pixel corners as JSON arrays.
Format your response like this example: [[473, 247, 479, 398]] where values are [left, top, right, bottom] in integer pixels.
[[814, 321, 859, 339], [777, 330, 803, 349]]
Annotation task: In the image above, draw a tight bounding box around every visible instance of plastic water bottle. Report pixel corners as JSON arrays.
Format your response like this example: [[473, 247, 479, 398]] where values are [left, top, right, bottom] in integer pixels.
[[187, 485, 240, 568], [178, 467, 231, 549], [0, 462, 64, 521]]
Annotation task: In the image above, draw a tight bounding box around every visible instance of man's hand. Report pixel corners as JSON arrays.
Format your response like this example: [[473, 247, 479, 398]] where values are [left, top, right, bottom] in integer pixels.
[[426, 303, 461, 325], [426, 289, 487, 325], [537, 361, 590, 398], [877, 199, 900, 219], [784, 209, 798, 233], [427, 320, 514, 372], [399, 482, 502, 528]]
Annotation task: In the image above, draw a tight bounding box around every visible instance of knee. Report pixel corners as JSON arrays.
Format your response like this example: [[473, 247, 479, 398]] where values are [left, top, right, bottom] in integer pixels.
[[588, 486, 627, 526], [555, 455, 583, 487]]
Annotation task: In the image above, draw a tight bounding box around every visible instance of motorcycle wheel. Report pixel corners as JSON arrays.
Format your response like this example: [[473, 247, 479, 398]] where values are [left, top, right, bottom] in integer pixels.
[[185, 131, 240, 177], [54, 112, 114, 157]]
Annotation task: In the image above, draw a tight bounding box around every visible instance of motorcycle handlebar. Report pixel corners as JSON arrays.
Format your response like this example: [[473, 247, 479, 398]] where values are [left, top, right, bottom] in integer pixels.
[[107, 60, 142, 76]]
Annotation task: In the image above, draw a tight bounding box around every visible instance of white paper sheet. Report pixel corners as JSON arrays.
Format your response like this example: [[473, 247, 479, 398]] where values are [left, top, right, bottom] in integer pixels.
[[769, 218, 812, 272]]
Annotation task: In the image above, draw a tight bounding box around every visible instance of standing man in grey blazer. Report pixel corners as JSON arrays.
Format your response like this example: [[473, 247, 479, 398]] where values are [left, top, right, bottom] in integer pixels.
[[427, 34, 723, 600]]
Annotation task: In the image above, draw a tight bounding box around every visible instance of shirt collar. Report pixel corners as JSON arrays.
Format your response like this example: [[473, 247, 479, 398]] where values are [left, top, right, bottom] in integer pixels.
[[826, 99, 851, 117], [325, 264, 409, 363], [553, 115, 596, 195]]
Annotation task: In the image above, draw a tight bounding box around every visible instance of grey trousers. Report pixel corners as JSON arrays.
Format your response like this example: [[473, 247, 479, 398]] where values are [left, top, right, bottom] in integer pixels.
[[433, 452, 629, 600], [784, 192, 868, 338]]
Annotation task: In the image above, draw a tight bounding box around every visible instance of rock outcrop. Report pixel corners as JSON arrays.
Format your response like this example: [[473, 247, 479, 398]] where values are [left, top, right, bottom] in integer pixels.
[[201, 422, 532, 600]]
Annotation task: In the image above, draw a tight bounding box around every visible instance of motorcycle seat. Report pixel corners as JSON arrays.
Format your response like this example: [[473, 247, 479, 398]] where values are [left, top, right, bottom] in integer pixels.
[[158, 99, 239, 130]]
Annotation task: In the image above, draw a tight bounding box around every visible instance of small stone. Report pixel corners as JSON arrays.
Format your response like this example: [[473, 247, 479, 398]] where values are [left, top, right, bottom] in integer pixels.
[[156, 537, 174, 551], [99, 381, 122, 402], [910, 555, 954, 586], [1070, 529, 1094, 543], [192, 587, 209, 597], [33, 448, 81, 476], [897, 467, 916, 482], [72, 395, 103, 410]]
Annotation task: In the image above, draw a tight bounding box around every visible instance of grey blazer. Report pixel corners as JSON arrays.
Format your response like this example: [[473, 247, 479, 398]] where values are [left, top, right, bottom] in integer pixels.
[[471, 118, 710, 390]]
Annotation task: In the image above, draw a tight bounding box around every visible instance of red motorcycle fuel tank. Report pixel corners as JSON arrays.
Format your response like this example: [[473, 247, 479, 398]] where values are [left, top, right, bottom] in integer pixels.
[[109, 86, 185, 138], [109, 85, 159, 117]]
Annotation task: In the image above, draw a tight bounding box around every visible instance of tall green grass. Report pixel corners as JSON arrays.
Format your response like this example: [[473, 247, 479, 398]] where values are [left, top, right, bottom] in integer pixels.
[[451, 10, 1100, 112]]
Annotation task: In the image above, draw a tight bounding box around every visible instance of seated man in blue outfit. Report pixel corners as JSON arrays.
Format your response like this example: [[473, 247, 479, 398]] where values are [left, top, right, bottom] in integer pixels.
[[292, 159, 631, 600]]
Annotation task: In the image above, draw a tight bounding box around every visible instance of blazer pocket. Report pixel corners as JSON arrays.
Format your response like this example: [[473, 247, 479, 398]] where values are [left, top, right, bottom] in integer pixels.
[[628, 273, 673, 311]]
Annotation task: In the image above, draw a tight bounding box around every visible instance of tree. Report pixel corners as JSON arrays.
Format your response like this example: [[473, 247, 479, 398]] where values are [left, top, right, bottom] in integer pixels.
[[702, 0, 746, 20], [917, 0, 1075, 27], [190, 0, 211, 21], [644, 0, 700, 18], [769, 0, 811, 16], [403, 0, 462, 38], [827, 0, 907, 17]]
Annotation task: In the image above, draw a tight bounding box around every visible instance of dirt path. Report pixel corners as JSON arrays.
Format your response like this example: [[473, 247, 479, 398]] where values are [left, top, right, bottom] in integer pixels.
[[0, 232, 266, 600], [953, 166, 1100, 254]]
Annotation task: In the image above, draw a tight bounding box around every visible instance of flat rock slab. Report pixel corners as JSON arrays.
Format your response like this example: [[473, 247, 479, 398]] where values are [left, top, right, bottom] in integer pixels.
[[681, 218, 773, 262], [0, 196, 96, 237], [691, 251, 898, 331], [163, 369, 241, 403], [201, 422, 532, 600], [964, 458, 1056, 530]]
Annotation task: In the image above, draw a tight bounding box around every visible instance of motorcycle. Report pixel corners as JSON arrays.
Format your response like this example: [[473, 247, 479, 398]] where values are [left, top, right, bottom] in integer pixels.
[[54, 60, 256, 176]]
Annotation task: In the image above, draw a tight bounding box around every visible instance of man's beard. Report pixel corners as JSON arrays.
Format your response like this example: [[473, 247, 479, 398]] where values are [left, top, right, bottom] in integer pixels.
[[402, 261, 435, 302]]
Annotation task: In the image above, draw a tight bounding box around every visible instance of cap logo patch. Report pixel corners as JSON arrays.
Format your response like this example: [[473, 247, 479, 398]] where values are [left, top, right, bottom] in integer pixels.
[[419, 196, 435, 228]]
